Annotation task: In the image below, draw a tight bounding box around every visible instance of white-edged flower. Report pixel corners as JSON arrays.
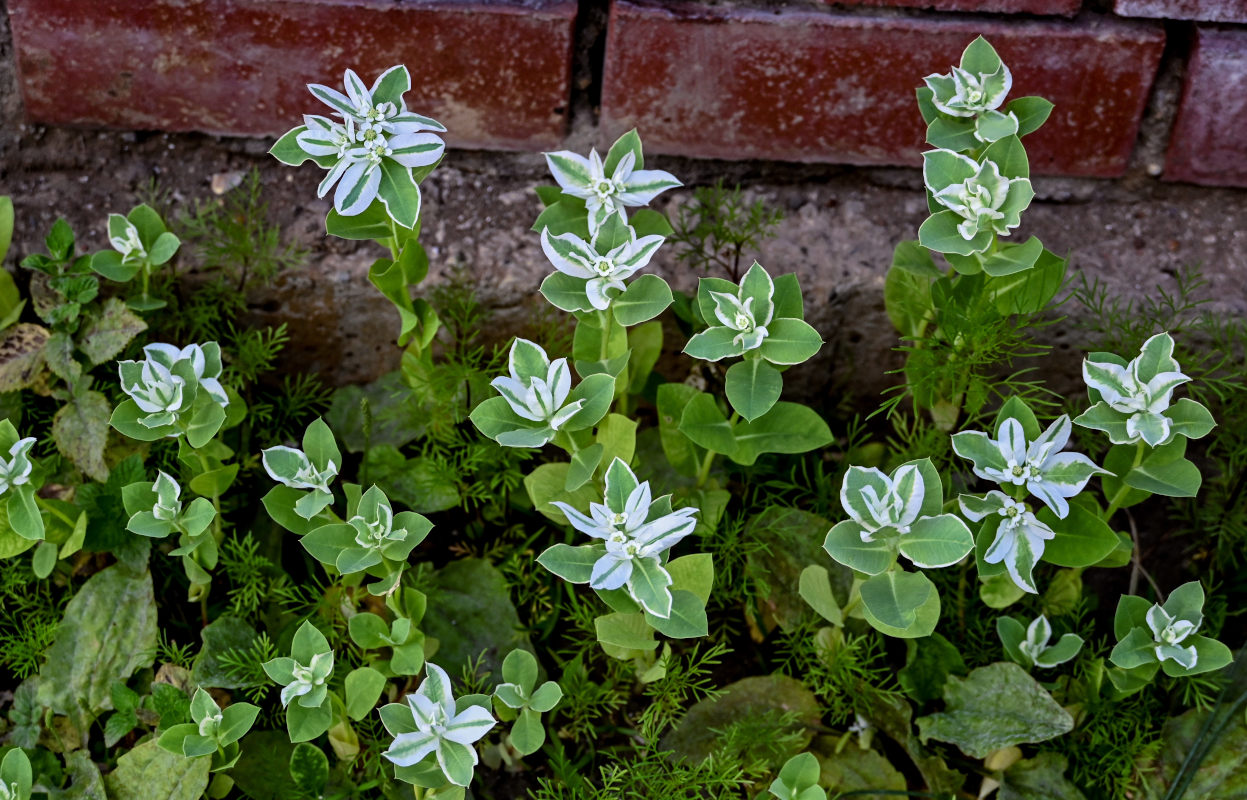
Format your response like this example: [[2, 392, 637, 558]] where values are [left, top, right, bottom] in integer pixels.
[[550, 459, 698, 617], [151, 471, 182, 522], [933, 158, 1016, 241], [960, 491, 1054, 593], [924, 63, 1012, 118], [1079, 333, 1193, 447], [544, 146, 681, 235], [279, 651, 334, 708], [841, 464, 924, 541], [0, 437, 36, 496], [1146, 604, 1199, 669], [710, 290, 771, 352], [540, 217, 664, 310], [261, 446, 338, 494], [349, 501, 402, 550], [952, 415, 1107, 519], [382, 663, 497, 787], [490, 339, 583, 431], [108, 216, 147, 263]]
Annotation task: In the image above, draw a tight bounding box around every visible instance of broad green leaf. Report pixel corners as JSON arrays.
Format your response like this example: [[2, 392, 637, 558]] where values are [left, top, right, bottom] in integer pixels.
[[536, 543, 601, 584], [511, 708, 546, 755], [758, 318, 821, 366], [989, 247, 1066, 315], [38, 564, 157, 735], [994, 395, 1041, 441], [981, 236, 1043, 277], [53, 390, 113, 481], [192, 615, 260, 690], [1139, 704, 1247, 799], [1126, 446, 1202, 497], [1006, 96, 1055, 137], [823, 520, 894, 576], [596, 413, 636, 467], [326, 201, 397, 240], [613, 274, 672, 326], [898, 514, 974, 569], [286, 701, 332, 743], [78, 298, 147, 365], [104, 740, 210, 800], [344, 667, 387, 721], [594, 612, 657, 651], [859, 570, 940, 638], [289, 742, 330, 797], [565, 443, 604, 492], [657, 383, 706, 476], [666, 553, 714, 604], [524, 462, 600, 524], [644, 589, 707, 639], [1039, 503, 1118, 567], [898, 633, 966, 704], [999, 752, 1087, 800], [725, 358, 782, 422], [918, 211, 993, 256], [798, 565, 842, 626], [884, 264, 933, 338], [915, 662, 1073, 758], [728, 401, 832, 466], [891, 240, 942, 279], [983, 134, 1030, 180]]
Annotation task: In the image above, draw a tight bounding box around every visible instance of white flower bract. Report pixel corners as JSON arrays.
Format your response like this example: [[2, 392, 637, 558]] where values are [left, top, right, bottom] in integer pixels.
[[0, 437, 36, 496], [544, 147, 681, 235], [382, 663, 496, 787]]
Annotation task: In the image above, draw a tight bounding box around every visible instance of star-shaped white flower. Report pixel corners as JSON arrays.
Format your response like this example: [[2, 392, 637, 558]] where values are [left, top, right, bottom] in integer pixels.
[[952, 415, 1107, 519], [960, 491, 1054, 593], [550, 459, 697, 618], [1078, 332, 1193, 447], [540, 216, 664, 310], [262, 446, 338, 495], [1146, 604, 1199, 669], [383, 663, 497, 787], [490, 338, 584, 432], [0, 437, 36, 496], [841, 464, 924, 541], [544, 146, 681, 235]]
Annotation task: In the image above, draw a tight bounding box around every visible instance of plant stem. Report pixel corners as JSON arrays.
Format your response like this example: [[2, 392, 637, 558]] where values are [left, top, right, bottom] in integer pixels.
[[195, 448, 225, 540], [1102, 441, 1146, 522], [34, 496, 78, 529], [695, 411, 738, 488]]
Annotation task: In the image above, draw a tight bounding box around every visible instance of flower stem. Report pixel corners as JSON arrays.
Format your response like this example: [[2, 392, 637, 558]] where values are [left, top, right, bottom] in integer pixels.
[[1102, 440, 1146, 523], [195, 447, 225, 540], [695, 411, 739, 488]]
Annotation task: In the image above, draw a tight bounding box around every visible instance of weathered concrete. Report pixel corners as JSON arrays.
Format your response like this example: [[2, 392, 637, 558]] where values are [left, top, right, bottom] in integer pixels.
[[1, 6, 1245, 400]]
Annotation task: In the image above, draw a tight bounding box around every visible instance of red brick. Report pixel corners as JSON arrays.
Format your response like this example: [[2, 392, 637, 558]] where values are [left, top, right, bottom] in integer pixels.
[[830, 0, 1080, 16], [1164, 28, 1247, 187], [600, 3, 1164, 177], [7, 0, 576, 151], [1114, 0, 1247, 23]]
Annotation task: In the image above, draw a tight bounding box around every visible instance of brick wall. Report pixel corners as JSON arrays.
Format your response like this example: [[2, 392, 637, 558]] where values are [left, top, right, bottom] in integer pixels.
[[6, 0, 1247, 186]]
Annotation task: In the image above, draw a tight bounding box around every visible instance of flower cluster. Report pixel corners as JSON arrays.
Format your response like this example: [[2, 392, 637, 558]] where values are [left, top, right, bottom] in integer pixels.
[[953, 411, 1106, 594], [1075, 332, 1214, 448], [542, 459, 699, 618], [382, 663, 496, 787], [116, 342, 228, 435], [544, 145, 680, 236], [274, 66, 446, 227], [540, 215, 664, 311]]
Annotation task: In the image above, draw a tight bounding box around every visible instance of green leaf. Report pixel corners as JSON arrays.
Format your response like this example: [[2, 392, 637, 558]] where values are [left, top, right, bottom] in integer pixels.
[[919, 210, 992, 256], [565, 443, 604, 492], [286, 702, 332, 743], [666, 553, 714, 604], [891, 240, 942, 279], [1039, 503, 1119, 567], [185, 397, 226, 449], [661, 674, 819, 764], [927, 116, 979, 152], [1006, 96, 1055, 137], [289, 742, 329, 797], [678, 391, 737, 457], [525, 462, 600, 524], [613, 274, 672, 326], [1125, 442, 1202, 497], [539, 272, 594, 313], [823, 520, 894, 576], [898, 633, 967, 704], [192, 615, 260, 690], [983, 135, 1030, 180], [105, 740, 210, 800], [859, 570, 941, 638], [898, 514, 974, 569], [644, 589, 708, 639], [79, 298, 147, 365], [32, 539, 57, 578], [596, 415, 636, 469], [0, 323, 50, 393], [981, 236, 1043, 277], [989, 247, 1066, 315], [37, 564, 157, 734], [604, 128, 644, 173], [511, 708, 546, 755], [1165, 397, 1216, 442], [657, 383, 706, 476], [326, 201, 397, 240], [915, 662, 1074, 758], [270, 126, 314, 166], [7, 484, 44, 541], [53, 390, 113, 481], [758, 318, 822, 366], [724, 358, 782, 422], [345, 667, 387, 721], [594, 612, 658, 652], [377, 159, 421, 229], [563, 373, 617, 431], [536, 543, 601, 584], [726, 401, 832, 466], [798, 564, 842, 626]]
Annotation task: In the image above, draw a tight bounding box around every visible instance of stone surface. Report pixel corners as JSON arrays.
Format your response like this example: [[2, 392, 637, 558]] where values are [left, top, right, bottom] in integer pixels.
[[1114, 0, 1247, 22], [830, 0, 1081, 14], [1165, 28, 1247, 187], [6, 0, 576, 151], [600, 3, 1164, 177]]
